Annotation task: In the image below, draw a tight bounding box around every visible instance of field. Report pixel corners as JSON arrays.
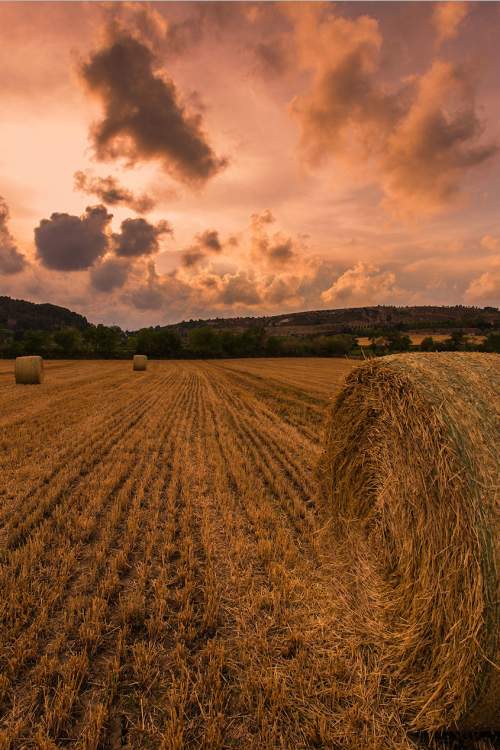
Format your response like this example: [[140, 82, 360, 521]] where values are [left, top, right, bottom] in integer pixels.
[[356, 335, 486, 347], [0, 359, 494, 750]]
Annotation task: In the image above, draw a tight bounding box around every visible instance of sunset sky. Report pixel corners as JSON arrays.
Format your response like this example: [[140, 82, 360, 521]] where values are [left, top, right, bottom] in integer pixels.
[[0, 1, 499, 329]]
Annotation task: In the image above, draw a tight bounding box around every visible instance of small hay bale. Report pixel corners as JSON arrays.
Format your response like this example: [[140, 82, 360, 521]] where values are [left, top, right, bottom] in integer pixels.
[[319, 352, 500, 732], [133, 355, 147, 371], [14, 356, 44, 384]]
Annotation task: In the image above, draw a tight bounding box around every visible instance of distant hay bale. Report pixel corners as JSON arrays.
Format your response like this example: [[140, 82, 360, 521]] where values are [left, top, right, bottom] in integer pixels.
[[15, 356, 44, 385], [319, 353, 500, 732], [133, 355, 147, 371]]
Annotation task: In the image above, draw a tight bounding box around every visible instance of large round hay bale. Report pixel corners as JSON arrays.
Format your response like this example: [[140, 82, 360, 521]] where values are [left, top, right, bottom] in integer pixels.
[[320, 352, 500, 732], [133, 354, 147, 371], [14, 356, 44, 384]]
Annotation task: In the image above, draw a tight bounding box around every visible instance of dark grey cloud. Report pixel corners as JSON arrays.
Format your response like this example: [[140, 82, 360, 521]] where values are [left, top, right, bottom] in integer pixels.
[[89, 257, 130, 292], [0, 197, 27, 275], [74, 170, 156, 214], [268, 237, 295, 263], [181, 228, 224, 267], [181, 247, 206, 268], [79, 32, 228, 185], [113, 217, 172, 258], [196, 228, 222, 253], [34, 205, 113, 271]]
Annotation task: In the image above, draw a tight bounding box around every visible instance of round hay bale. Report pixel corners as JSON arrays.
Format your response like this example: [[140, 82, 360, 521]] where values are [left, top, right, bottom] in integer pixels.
[[319, 352, 500, 732], [14, 356, 44, 384], [133, 354, 147, 371]]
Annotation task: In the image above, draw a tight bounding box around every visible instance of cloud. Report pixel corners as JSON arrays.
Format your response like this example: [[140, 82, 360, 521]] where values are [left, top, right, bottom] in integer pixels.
[[432, 2, 471, 47], [89, 256, 130, 292], [180, 228, 223, 267], [74, 169, 156, 214], [34, 205, 113, 271], [0, 196, 27, 275], [216, 270, 262, 307], [286, 6, 498, 217], [464, 260, 500, 305], [113, 217, 172, 258], [249, 209, 297, 267], [79, 30, 228, 185], [381, 60, 498, 216], [321, 261, 402, 306], [481, 235, 500, 252], [196, 228, 222, 253], [181, 247, 206, 268]]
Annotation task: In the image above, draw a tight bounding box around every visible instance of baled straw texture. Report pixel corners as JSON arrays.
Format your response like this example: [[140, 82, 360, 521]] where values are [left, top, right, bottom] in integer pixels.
[[319, 352, 500, 732], [133, 355, 147, 371], [14, 356, 44, 384]]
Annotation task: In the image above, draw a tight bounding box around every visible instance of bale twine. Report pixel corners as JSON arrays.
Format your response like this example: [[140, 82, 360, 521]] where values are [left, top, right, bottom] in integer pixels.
[[319, 352, 500, 732], [14, 356, 44, 384], [133, 355, 147, 371]]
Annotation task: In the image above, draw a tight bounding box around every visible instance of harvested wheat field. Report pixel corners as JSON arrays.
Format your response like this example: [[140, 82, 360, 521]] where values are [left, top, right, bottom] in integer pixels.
[[0, 358, 497, 750]]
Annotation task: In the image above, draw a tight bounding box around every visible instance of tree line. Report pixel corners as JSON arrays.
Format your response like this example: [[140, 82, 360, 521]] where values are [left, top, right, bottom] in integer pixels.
[[2, 323, 500, 360]]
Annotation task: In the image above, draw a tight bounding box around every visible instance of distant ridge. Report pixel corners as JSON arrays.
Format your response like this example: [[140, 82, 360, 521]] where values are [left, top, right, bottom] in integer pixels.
[[158, 304, 500, 337], [0, 296, 89, 332], [1, 296, 498, 336]]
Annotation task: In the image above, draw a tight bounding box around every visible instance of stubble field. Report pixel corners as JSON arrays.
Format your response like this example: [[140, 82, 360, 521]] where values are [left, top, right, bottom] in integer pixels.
[[0, 359, 493, 750]]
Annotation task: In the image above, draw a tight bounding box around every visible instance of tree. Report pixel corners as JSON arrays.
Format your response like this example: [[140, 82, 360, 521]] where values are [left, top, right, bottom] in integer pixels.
[[188, 327, 222, 358], [220, 330, 244, 357], [94, 324, 120, 358], [135, 328, 159, 358], [481, 332, 500, 353], [24, 329, 51, 356], [156, 328, 182, 358], [53, 328, 81, 357], [265, 336, 284, 357], [420, 336, 435, 352], [241, 326, 267, 356]]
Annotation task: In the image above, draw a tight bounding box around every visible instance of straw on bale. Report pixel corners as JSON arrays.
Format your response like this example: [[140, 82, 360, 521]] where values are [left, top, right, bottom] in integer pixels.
[[319, 352, 500, 732], [15, 356, 44, 384], [133, 355, 147, 371]]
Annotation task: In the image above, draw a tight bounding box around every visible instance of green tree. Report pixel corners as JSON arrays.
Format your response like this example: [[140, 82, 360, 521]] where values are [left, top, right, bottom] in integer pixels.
[[188, 327, 222, 358], [481, 332, 500, 353], [135, 328, 159, 357], [53, 328, 81, 357], [220, 330, 244, 357], [265, 336, 284, 357], [241, 326, 267, 356], [95, 324, 120, 358], [420, 336, 436, 352], [23, 329, 50, 356], [157, 328, 182, 358]]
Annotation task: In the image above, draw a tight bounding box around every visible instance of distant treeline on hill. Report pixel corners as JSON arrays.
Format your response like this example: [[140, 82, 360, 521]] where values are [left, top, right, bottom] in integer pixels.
[[2, 296, 500, 359], [2, 322, 500, 359], [0, 295, 89, 332]]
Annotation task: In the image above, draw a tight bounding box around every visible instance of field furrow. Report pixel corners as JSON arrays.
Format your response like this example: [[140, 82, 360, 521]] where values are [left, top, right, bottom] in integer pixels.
[[0, 358, 480, 750]]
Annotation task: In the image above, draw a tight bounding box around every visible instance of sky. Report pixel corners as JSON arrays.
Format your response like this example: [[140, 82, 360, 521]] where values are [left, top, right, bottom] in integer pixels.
[[0, 1, 500, 329]]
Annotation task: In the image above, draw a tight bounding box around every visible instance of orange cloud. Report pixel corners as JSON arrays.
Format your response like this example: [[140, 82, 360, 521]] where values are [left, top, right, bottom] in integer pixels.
[[432, 2, 471, 47], [286, 5, 497, 218], [382, 60, 498, 217], [321, 261, 403, 306], [0, 196, 27, 275]]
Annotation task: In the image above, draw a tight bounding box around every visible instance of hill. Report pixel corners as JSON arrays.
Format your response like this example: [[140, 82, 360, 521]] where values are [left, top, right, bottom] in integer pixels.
[[0, 296, 89, 332], [159, 304, 500, 338]]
